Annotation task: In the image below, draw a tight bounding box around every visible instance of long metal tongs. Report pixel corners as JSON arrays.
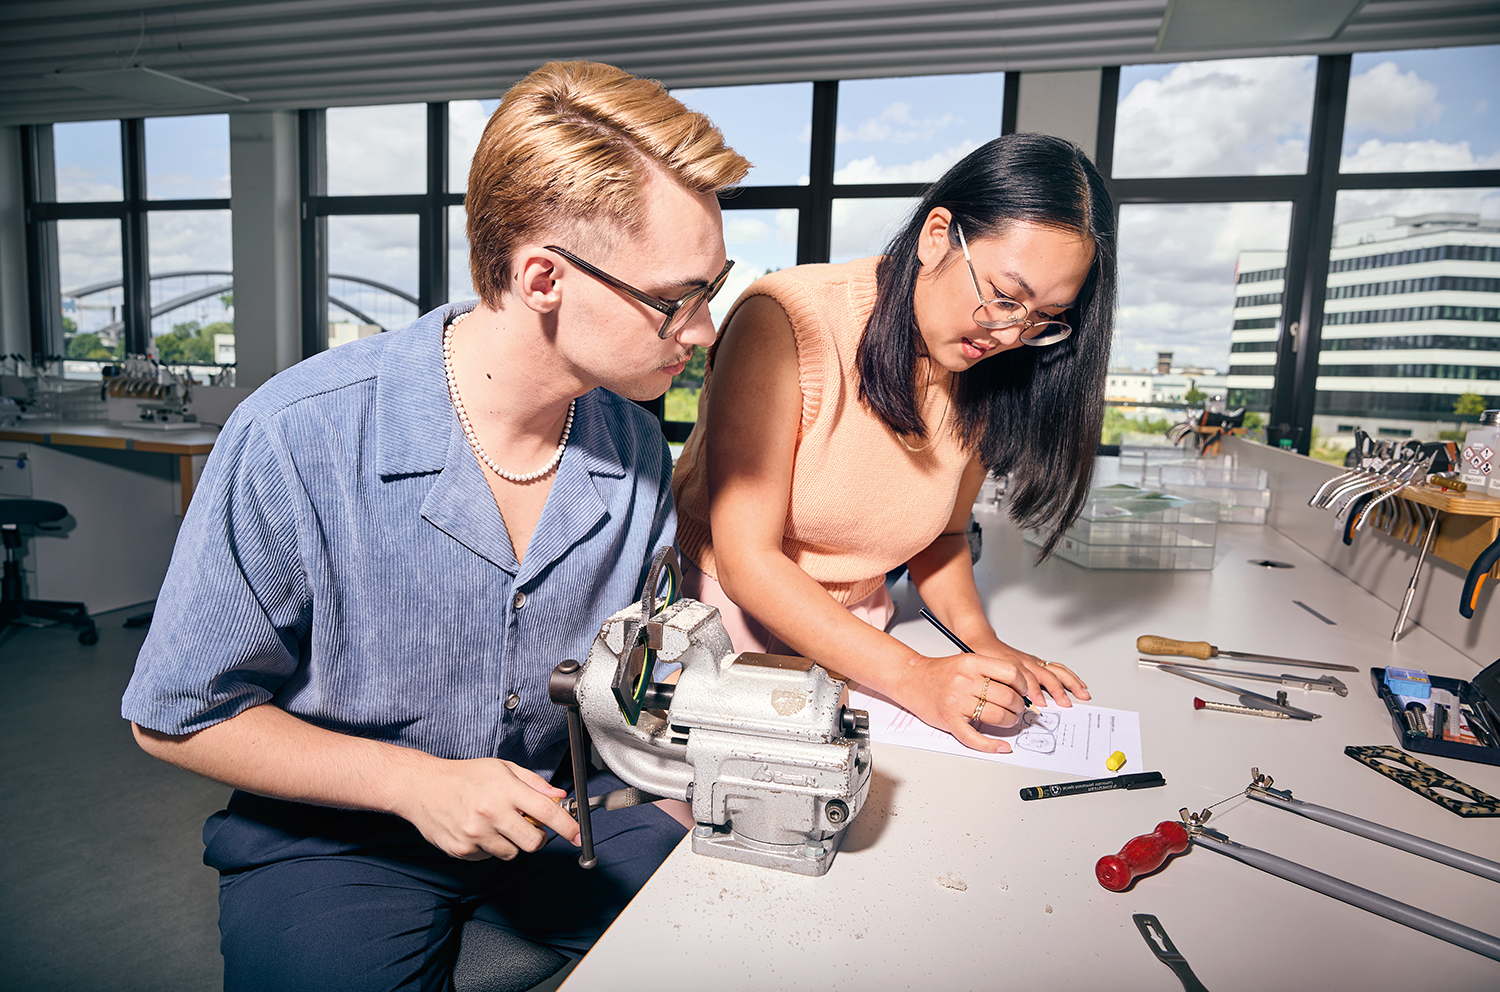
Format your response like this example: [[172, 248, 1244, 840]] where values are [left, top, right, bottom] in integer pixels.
[[1177, 805, 1500, 961], [1138, 658, 1346, 695], [1242, 768, 1500, 882], [1145, 661, 1321, 719]]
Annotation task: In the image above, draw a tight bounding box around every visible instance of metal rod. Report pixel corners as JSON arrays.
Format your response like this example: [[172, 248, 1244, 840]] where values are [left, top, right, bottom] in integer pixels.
[[1244, 789, 1500, 883], [566, 704, 598, 869], [1190, 834, 1500, 961], [1393, 507, 1440, 641]]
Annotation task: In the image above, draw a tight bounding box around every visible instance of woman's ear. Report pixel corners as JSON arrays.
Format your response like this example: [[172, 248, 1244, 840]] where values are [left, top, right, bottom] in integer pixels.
[[916, 207, 954, 269]]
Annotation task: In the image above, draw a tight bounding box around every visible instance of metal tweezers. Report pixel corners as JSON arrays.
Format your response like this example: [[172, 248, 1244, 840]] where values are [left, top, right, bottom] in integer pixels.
[[1138, 658, 1347, 696], [1142, 660, 1322, 719]]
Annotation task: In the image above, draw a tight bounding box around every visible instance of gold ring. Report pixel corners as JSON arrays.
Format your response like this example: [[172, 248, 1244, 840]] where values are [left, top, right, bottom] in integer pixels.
[[971, 677, 990, 722], [1038, 660, 1049, 667]]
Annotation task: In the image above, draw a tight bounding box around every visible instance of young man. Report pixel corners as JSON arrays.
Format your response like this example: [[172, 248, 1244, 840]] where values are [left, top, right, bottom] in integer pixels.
[[122, 61, 748, 990]]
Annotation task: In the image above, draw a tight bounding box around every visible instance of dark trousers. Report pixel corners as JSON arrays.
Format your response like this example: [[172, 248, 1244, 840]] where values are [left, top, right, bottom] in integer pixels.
[[204, 771, 684, 992]]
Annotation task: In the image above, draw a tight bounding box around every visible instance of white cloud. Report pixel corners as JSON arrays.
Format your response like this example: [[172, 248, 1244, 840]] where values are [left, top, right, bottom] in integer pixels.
[[1340, 137, 1500, 174], [724, 216, 770, 244], [1333, 187, 1500, 228], [1345, 61, 1441, 135], [325, 103, 428, 197], [55, 167, 122, 202], [448, 99, 498, 193], [829, 197, 919, 263], [837, 102, 957, 146], [1112, 202, 1293, 373], [832, 140, 979, 185], [1113, 57, 1316, 178]]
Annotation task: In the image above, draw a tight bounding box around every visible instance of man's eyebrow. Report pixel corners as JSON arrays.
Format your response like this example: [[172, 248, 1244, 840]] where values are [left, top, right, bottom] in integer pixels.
[[1000, 270, 1074, 310]]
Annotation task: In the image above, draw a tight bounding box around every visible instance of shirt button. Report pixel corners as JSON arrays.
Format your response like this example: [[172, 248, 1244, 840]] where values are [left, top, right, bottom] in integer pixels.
[[505, 693, 520, 710], [513, 591, 526, 610]]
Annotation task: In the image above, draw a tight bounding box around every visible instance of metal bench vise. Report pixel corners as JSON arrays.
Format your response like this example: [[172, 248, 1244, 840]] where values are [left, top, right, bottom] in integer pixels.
[[549, 549, 871, 877]]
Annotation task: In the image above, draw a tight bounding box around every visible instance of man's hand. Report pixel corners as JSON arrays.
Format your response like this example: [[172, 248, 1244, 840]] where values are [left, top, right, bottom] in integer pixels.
[[393, 757, 582, 861]]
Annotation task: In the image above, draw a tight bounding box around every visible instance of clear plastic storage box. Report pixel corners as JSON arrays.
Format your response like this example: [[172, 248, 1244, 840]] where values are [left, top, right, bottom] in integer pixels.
[[1024, 485, 1219, 570]]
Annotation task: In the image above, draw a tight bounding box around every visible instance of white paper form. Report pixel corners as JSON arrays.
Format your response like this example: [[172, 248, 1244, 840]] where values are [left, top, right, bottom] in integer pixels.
[[847, 687, 1144, 777]]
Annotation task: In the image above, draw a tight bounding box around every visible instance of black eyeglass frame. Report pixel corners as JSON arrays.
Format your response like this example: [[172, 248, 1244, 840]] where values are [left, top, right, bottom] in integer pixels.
[[544, 245, 735, 339], [954, 223, 1074, 347]]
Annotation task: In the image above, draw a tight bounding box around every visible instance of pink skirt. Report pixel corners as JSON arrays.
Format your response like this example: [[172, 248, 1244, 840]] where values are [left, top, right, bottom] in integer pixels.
[[679, 555, 897, 655]]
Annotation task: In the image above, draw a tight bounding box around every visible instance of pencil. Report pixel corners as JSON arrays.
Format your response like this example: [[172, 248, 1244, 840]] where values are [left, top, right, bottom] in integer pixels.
[[919, 608, 1038, 713]]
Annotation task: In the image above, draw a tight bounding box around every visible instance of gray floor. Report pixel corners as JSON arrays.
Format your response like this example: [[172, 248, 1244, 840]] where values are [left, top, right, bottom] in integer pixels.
[[0, 606, 227, 992]]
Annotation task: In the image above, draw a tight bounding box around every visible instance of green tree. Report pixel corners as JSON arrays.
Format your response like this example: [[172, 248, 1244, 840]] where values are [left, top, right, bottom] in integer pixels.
[[155, 319, 229, 365], [1454, 392, 1487, 419], [1184, 384, 1207, 405], [66, 332, 116, 360]]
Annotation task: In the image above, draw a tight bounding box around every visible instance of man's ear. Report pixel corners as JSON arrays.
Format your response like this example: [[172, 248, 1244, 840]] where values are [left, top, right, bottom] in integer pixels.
[[916, 207, 954, 269], [513, 250, 561, 315]]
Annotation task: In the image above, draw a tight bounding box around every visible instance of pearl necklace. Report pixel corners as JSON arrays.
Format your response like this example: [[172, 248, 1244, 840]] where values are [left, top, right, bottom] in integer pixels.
[[443, 309, 575, 483]]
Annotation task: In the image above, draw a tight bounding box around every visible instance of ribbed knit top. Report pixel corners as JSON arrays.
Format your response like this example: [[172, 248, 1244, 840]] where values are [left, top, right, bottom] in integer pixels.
[[673, 256, 973, 606]]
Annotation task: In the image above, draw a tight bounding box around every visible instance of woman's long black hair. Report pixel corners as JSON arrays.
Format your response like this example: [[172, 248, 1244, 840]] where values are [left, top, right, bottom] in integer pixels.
[[856, 132, 1117, 560]]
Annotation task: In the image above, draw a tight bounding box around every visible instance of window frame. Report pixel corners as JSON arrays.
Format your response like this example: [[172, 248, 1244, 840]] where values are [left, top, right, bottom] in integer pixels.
[[21, 118, 233, 362], [1096, 55, 1500, 454]]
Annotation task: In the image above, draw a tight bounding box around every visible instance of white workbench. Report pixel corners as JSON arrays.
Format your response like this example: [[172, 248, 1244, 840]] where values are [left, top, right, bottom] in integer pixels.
[[563, 499, 1500, 991]]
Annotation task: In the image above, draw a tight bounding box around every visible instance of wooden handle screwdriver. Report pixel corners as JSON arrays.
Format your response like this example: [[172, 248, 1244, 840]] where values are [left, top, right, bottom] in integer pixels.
[[1136, 635, 1357, 673]]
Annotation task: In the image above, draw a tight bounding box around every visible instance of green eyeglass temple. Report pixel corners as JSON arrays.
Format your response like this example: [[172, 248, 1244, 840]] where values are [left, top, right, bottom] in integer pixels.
[[545, 245, 735, 339]]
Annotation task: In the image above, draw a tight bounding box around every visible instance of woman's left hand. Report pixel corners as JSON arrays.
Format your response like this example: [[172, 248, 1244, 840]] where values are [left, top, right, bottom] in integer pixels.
[[990, 642, 1090, 707]]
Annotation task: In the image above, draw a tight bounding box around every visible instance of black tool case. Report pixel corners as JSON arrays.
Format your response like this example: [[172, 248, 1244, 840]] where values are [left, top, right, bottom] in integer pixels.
[[1371, 660, 1500, 767]]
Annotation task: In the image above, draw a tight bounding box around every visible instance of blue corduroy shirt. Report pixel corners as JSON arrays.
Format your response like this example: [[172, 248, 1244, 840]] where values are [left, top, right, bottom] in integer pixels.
[[123, 303, 675, 778]]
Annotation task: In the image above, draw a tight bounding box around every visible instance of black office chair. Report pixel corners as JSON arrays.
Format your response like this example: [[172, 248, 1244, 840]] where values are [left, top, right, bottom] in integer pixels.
[[0, 499, 98, 644]]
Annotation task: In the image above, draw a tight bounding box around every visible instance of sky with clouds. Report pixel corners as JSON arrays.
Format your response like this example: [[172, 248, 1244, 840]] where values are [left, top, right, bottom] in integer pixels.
[[47, 47, 1497, 357]]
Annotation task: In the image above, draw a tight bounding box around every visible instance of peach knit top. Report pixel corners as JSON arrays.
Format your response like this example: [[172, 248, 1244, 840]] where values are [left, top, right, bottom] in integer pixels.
[[672, 256, 973, 607]]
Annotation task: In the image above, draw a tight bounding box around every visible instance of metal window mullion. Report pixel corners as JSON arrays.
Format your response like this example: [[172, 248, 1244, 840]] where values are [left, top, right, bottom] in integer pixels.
[[420, 101, 447, 314], [1095, 66, 1120, 181], [21, 124, 61, 362], [1001, 70, 1022, 137], [1284, 55, 1351, 453], [300, 109, 328, 359], [798, 80, 837, 265], [121, 118, 152, 357]]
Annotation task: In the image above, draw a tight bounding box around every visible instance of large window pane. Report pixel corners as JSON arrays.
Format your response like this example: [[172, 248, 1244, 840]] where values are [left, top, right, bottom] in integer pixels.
[[1314, 188, 1500, 451], [327, 215, 420, 344], [673, 83, 814, 186], [146, 114, 230, 199], [834, 73, 1003, 184], [1341, 45, 1500, 174], [1113, 202, 1293, 443], [830, 197, 917, 264], [1113, 57, 1316, 178], [148, 210, 233, 368], [53, 120, 122, 202], [327, 104, 426, 196], [449, 99, 501, 193], [666, 208, 798, 425], [58, 219, 123, 361]]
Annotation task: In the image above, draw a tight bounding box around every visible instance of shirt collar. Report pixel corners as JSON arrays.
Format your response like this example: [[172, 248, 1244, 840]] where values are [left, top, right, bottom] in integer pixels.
[[375, 302, 470, 479]]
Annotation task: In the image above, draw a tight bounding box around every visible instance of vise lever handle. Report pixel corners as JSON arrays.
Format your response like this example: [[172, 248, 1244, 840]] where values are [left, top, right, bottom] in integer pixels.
[[548, 659, 597, 869]]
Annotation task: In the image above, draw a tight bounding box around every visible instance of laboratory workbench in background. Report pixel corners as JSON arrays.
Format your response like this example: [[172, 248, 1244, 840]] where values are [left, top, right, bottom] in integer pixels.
[[0, 419, 219, 615], [563, 508, 1500, 991]]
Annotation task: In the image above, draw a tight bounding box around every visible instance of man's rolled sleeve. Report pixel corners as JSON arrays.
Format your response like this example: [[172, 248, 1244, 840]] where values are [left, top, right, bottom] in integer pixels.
[[122, 413, 313, 736]]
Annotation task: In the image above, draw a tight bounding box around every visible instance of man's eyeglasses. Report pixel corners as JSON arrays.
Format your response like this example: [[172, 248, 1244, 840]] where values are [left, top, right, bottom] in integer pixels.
[[545, 246, 735, 339], [955, 223, 1074, 347]]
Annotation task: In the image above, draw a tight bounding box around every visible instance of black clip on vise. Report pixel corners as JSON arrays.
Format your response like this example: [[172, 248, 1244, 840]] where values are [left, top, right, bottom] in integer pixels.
[[548, 659, 597, 869]]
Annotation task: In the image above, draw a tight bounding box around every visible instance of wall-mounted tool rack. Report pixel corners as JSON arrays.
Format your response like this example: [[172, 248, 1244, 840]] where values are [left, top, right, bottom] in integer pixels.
[[1387, 485, 1500, 577]]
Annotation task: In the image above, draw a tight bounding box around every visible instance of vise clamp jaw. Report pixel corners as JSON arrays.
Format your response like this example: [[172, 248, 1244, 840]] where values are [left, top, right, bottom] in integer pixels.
[[550, 548, 871, 876]]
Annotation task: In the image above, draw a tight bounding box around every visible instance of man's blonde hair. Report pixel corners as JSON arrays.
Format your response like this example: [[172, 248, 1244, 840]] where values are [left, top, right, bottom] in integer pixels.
[[466, 61, 750, 308]]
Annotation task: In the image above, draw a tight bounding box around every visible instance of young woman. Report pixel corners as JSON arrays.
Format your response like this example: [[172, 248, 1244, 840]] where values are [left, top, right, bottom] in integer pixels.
[[672, 133, 1117, 753]]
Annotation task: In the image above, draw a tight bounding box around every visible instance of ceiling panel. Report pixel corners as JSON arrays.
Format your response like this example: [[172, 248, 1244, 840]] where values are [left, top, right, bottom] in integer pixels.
[[1, 0, 1496, 125]]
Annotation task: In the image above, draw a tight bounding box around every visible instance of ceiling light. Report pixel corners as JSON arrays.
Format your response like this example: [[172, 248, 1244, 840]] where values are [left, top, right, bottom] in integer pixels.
[[48, 66, 248, 107]]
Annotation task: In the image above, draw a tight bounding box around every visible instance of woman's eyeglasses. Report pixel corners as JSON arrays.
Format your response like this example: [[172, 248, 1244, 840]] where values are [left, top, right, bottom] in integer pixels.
[[955, 223, 1074, 347]]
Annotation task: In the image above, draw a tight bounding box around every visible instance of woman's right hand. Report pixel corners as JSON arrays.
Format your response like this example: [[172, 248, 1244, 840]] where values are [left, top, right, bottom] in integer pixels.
[[898, 652, 1033, 753]]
